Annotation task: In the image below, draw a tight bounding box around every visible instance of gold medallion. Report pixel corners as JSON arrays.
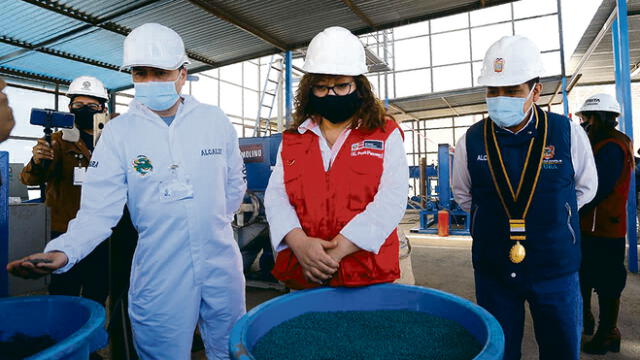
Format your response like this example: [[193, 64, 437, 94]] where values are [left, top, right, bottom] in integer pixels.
[[509, 241, 526, 264]]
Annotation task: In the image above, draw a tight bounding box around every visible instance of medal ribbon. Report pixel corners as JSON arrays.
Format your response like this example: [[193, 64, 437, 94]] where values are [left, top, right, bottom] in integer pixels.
[[483, 106, 548, 250]]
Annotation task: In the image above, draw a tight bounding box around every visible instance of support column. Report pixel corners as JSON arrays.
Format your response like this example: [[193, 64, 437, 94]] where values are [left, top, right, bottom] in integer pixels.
[[285, 50, 293, 128], [612, 0, 638, 273]]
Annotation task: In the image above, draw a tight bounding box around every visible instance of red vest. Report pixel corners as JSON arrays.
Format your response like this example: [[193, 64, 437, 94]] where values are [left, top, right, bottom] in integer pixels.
[[580, 130, 634, 238], [272, 120, 401, 289]]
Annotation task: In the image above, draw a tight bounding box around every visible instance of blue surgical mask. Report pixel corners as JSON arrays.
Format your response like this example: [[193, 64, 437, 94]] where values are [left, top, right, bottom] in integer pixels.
[[134, 74, 181, 111], [486, 86, 535, 128]]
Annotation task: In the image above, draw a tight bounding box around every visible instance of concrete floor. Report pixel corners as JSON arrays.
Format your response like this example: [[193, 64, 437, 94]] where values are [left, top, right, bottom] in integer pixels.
[[233, 222, 640, 360]]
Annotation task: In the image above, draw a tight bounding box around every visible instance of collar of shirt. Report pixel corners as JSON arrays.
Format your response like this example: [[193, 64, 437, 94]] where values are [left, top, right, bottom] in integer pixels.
[[298, 118, 352, 169], [497, 106, 535, 135]]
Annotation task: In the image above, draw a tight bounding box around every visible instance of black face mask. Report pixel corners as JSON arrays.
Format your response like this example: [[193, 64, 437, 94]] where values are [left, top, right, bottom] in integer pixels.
[[72, 106, 100, 130], [580, 121, 591, 132], [308, 91, 362, 124]]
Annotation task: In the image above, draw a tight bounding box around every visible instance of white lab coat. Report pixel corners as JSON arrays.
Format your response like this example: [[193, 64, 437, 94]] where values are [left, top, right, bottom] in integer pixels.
[[45, 96, 247, 360]]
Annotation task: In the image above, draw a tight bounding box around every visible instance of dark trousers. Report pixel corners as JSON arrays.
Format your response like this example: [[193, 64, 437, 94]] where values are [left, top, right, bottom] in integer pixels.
[[48, 231, 109, 306], [475, 271, 582, 360], [580, 235, 627, 298]]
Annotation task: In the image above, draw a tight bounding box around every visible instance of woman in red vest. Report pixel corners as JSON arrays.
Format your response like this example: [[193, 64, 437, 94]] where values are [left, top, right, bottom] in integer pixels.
[[577, 94, 633, 355], [265, 26, 409, 290]]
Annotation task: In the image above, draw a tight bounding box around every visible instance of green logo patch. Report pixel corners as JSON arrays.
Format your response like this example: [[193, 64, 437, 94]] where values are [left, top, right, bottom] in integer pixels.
[[132, 155, 153, 176]]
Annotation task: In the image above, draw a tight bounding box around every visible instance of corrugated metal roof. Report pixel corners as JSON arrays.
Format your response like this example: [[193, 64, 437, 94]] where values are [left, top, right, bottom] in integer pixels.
[[0, 0, 515, 90], [568, 0, 640, 84]]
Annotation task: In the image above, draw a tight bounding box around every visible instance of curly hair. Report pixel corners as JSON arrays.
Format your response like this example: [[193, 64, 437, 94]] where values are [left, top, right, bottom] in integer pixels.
[[289, 74, 392, 132]]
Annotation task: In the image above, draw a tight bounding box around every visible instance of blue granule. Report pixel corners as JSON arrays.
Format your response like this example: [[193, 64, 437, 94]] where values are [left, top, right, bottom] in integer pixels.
[[252, 310, 482, 360]]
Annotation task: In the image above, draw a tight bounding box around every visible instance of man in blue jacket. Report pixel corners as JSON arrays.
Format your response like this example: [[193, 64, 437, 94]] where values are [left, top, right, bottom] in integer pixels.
[[453, 36, 597, 359]]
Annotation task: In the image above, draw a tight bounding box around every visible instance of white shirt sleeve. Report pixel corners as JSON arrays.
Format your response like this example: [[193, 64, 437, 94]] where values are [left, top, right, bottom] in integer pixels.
[[452, 132, 472, 213], [224, 117, 247, 219], [570, 119, 598, 208], [265, 143, 302, 252], [44, 123, 128, 273], [340, 129, 409, 254]]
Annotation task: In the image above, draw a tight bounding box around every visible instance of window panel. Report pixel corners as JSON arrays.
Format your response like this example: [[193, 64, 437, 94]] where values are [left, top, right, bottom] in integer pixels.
[[219, 63, 243, 85], [425, 128, 454, 151], [219, 82, 243, 117], [431, 13, 469, 33], [472, 61, 483, 87], [513, 0, 557, 19], [454, 115, 479, 127], [431, 30, 470, 66], [454, 127, 471, 144], [394, 69, 431, 97], [191, 76, 219, 106], [244, 89, 259, 123], [4, 87, 55, 138], [541, 51, 561, 76], [425, 118, 452, 129], [514, 15, 559, 51], [471, 23, 513, 61], [244, 62, 260, 91], [393, 21, 430, 40], [0, 139, 38, 165], [394, 36, 430, 70], [432, 64, 472, 92], [470, 3, 512, 26]]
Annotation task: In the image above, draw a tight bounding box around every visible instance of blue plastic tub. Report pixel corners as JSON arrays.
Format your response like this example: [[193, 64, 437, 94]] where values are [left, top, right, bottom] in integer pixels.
[[230, 284, 504, 360], [0, 296, 108, 359]]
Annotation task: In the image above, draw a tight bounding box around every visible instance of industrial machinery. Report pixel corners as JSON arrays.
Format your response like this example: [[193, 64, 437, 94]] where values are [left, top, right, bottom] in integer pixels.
[[235, 134, 283, 290], [410, 144, 470, 236]]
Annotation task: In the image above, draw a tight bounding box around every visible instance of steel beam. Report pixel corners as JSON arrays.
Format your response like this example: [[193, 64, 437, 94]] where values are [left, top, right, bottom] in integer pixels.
[[613, 0, 638, 273], [188, 0, 288, 50], [341, 0, 377, 30], [0, 36, 121, 71], [566, 5, 618, 92], [0, 66, 70, 85], [17, 0, 218, 67]]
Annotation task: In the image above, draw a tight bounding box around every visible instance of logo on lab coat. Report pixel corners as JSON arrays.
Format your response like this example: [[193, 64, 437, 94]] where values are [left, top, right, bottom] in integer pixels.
[[201, 148, 223, 156], [132, 155, 153, 176]]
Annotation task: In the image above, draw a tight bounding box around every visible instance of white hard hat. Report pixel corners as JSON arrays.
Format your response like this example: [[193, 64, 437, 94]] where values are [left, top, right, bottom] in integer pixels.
[[67, 76, 108, 101], [477, 35, 545, 87], [121, 23, 190, 70], [302, 26, 367, 76], [577, 93, 621, 115]]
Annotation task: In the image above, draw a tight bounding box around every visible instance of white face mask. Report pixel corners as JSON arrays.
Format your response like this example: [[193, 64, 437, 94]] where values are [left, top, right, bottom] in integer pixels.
[[134, 73, 182, 111], [485, 85, 536, 128]]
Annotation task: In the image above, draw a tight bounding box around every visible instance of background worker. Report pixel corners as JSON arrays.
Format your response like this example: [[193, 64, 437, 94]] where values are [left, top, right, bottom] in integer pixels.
[[576, 93, 633, 355], [7, 23, 246, 360], [20, 76, 110, 306], [265, 26, 409, 289], [0, 78, 15, 143], [453, 35, 597, 360]]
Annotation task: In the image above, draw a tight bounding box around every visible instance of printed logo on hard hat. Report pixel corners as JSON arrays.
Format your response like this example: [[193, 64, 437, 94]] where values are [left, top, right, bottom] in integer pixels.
[[81, 81, 92, 91], [132, 155, 153, 176], [494, 58, 505, 73], [585, 98, 600, 105]]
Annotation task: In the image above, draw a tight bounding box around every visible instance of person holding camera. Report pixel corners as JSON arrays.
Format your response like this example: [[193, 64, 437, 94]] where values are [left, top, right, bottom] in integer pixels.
[[20, 75, 110, 306]]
